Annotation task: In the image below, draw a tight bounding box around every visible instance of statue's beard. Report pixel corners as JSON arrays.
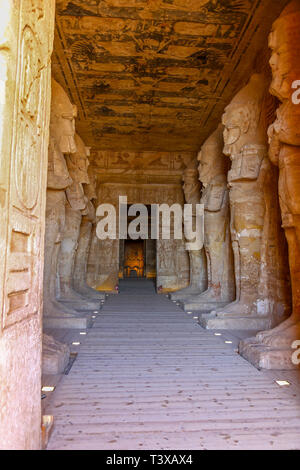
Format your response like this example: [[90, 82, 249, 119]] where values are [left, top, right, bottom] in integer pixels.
[[59, 135, 77, 154], [223, 127, 241, 156]]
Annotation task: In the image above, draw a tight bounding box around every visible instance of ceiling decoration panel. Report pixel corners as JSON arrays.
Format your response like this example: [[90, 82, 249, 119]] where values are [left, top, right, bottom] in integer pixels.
[[53, 0, 288, 152]]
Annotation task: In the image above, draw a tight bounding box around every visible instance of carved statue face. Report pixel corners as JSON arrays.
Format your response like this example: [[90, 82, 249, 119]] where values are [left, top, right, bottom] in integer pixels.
[[198, 146, 214, 186], [50, 79, 77, 154], [198, 125, 226, 186], [222, 105, 249, 156], [182, 172, 197, 198], [269, 29, 292, 100], [66, 134, 90, 184], [199, 143, 224, 186], [47, 137, 72, 190], [268, 3, 300, 148], [83, 172, 97, 201]]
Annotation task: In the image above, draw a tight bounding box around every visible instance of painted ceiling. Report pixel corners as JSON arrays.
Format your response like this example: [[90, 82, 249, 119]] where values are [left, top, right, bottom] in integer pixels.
[[53, 0, 288, 153]]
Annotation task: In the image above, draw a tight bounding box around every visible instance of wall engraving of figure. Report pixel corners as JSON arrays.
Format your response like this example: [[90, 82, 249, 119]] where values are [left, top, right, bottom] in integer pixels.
[[183, 125, 235, 315], [202, 74, 275, 330], [170, 160, 207, 301], [57, 133, 100, 311], [240, 1, 300, 368]]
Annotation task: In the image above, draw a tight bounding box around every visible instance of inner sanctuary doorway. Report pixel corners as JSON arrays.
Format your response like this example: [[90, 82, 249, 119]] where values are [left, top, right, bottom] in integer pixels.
[[2, 0, 300, 452], [124, 240, 145, 278]]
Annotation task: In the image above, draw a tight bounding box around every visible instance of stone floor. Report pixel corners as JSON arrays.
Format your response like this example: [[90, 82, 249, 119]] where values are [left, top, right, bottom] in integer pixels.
[[44, 279, 300, 450]]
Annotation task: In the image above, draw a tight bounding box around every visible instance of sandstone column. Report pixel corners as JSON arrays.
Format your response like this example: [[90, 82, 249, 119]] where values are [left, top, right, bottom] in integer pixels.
[[240, 1, 300, 368], [170, 161, 207, 301], [202, 74, 273, 330], [184, 125, 235, 314]]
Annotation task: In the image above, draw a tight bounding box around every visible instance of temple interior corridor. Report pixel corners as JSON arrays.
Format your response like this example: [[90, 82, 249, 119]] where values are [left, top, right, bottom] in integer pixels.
[[44, 279, 300, 450], [2, 0, 300, 451]]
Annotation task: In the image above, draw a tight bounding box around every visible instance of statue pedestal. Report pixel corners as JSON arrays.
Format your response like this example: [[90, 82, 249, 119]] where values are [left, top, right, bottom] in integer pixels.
[[239, 337, 298, 370], [183, 300, 229, 313], [170, 287, 204, 301], [43, 313, 94, 329], [42, 334, 70, 375], [199, 312, 273, 330]]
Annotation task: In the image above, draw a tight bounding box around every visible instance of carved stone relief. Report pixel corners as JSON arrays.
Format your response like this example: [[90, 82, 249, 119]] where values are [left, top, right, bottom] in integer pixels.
[[183, 125, 235, 315], [170, 160, 207, 301], [0, 0, 55, 450], [240, 1, 300, 368]]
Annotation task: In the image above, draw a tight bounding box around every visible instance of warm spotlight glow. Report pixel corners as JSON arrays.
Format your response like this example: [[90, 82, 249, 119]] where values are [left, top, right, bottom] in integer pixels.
[[225, 341, 233, 344], [79, 332, 87, 335], [72, 342, 80, 346]]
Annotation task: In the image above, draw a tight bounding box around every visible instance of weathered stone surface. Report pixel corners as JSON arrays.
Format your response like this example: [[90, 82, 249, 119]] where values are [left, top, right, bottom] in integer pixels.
[[170, 160, 207, 301], [200, 75, 278, 330], [58, 134, 99, 310], [240, 1, 300, 368], [0, 0, 55, 450], [183, 124, 235, 313], [44, 79, 80, 322], [73, 177, 105, 300], [42, 333, 70, 375]]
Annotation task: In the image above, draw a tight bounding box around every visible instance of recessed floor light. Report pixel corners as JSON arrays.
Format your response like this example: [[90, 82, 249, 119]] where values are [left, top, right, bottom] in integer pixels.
[[92, 315, 96, 319], [225, 341, 233, 344], [276, 380, 290, 387], [42, 386, 55, 392], [93, 310, 99, 313], [72, 342, 80, 346], [79, 332, 86, 335], [187, 312, 192, 314], [193, 316, 198, 319], [214, 333, 222, 336]]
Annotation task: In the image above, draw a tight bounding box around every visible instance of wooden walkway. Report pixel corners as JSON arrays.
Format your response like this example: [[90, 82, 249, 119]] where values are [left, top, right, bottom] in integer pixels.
[[46, 279, 300, 450]]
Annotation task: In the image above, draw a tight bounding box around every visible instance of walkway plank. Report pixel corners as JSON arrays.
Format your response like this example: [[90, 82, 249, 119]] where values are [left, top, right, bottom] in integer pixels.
[[46, 279, 300, 450]]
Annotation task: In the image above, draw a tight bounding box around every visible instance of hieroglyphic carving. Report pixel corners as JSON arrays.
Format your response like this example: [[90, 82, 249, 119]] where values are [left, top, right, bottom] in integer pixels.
[[97, 183, 184, 206], [3, 1, 55, 329], [54, 0, 288, 152], [88, 181, 185, 291], [0, 0, 55, 450], [90, 150, 194, 174]]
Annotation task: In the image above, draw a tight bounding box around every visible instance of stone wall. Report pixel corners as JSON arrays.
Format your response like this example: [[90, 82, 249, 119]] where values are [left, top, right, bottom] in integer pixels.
[[0, 0, 55, 450]]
